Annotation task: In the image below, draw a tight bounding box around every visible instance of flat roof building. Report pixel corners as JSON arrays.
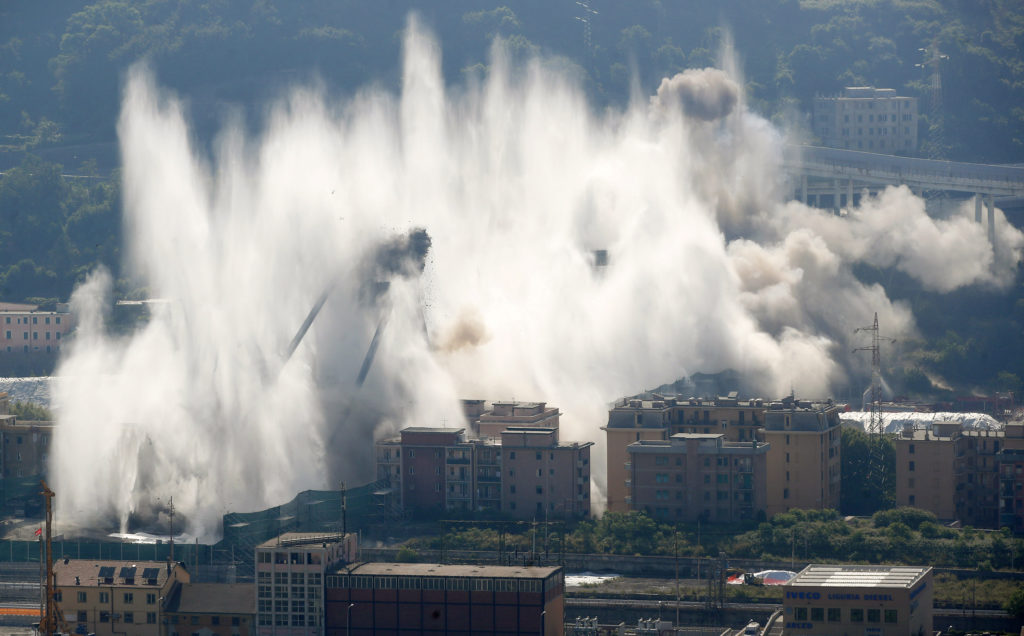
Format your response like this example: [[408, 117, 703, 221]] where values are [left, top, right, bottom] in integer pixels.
[[255, 532, 357, 636], [783, 564, 932, 636], [627, 433, 769, 523], [763, 397, 841, 516], [325, 562, 564, 636], [375, 414, 591, 520], [813, 87, 918, 154], [603, 394, 767, 513]]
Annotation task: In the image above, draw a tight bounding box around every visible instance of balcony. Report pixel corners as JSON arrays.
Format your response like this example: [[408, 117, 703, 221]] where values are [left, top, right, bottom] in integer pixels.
[[477, 472, 501, 483], [446, 457, 471, 465]]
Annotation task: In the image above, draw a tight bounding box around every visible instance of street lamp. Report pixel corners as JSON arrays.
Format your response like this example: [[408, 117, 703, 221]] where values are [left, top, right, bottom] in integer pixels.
[[346, 603, 354, 636]]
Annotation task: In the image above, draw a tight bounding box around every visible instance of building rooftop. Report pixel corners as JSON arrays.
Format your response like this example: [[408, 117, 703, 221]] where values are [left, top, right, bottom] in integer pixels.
[[332, 562, 561, 579], [257, 532, 350, 549], [54, 559, 182, 588], [787, 565, 930, 589], [163, 583, 255, 615], [401, 426, 466, 434]]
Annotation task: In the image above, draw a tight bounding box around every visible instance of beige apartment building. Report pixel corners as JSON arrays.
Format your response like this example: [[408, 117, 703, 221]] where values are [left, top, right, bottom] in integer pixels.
[[602, 394, 767, 513], [892, 422, 959, 520], [782, 564, 932, 636], [627, 433, 769, 523], [53, 559, 189, 636], [893, 421, 1024, 528], [763, 398, 842, 516], [813, 86, 919, 154]]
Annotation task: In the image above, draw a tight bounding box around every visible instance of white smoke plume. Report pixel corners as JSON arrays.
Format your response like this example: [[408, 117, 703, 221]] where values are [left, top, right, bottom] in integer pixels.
[[50, 19, 1022, 538]]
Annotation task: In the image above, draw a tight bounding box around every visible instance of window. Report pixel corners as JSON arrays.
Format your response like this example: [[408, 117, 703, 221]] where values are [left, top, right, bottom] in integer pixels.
[[786, 452, 790, 463], [124, 592, 134, 603], [536, 485, 543, 494], [4, 331, 9, 339], [212, 617, 220, 625], [827, 608, 841, 622], [32, 317, 37, 324], [884, 609, 897, 623], [56, 317, 61, 325], [909, 461, 915, 472], [232, 617, 241, 626], [850, 608, 864, 622], [909, 444, 915, 454], [867, 609, 880, 623], [783, 488, 789, 499], [147, 593, 156, 604], [536, 451, 542, 460], [656, 456, 669, 466], [407, 449, 415, 458], [147, 613, 156, 624], [77, 611, 88, 623], [125, 612, 134, 624], [77, 592, 87, 602], [33, 332, 38, 340], [408, 466, 414, 475], [909, 495, 916, 506], [100, 612, 110, 624], [794, 608, 807, 620], [99, 592, 109, 603], [810, 608, 824, 622], [510, 485, 516, 494], [258, 551, 270, 563], [191, 616, 199, 625]]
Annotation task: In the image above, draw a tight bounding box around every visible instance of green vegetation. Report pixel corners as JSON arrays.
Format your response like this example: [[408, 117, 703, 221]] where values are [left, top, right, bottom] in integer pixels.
[[8, 399, 53, 421], [411, 509, 1024, 570]]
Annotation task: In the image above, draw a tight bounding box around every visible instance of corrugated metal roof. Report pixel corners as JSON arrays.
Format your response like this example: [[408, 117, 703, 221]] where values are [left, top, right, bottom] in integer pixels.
[[787, 565, 929, 589], [333, 562, 560, 579]]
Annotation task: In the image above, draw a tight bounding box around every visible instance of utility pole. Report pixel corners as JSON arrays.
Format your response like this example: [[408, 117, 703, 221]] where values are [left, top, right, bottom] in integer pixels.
[[168, 496, 175, 562]]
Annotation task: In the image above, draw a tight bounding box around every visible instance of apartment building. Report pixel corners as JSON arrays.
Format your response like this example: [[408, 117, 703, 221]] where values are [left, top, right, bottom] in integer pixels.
[[812, 87, 918, 154], [500, 427, 592, 520], [374, 419, 591, 520], [254, 532, 357, 636], [0, 301, 73, 355], [1, 416, 54, 479], [467, 400, 560, 439], [627, 433, 769, 523], [763, 398, 842, 516], [893, 421, 1024, 529], [603, 394, 767, 513], [325, 562, 564, 636], [892, 422, 959, 520], [998, 448, 1024, 533], [53, 559, 189, 636]]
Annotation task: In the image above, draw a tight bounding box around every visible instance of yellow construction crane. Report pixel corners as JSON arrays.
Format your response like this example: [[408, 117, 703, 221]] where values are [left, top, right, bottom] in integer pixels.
[[38, 481, 70, 636]]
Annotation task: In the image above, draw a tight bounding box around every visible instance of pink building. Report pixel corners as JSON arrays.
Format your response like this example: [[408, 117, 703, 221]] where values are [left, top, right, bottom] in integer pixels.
[[0, 301, 73, 355], [500, 427, 592, 520]]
